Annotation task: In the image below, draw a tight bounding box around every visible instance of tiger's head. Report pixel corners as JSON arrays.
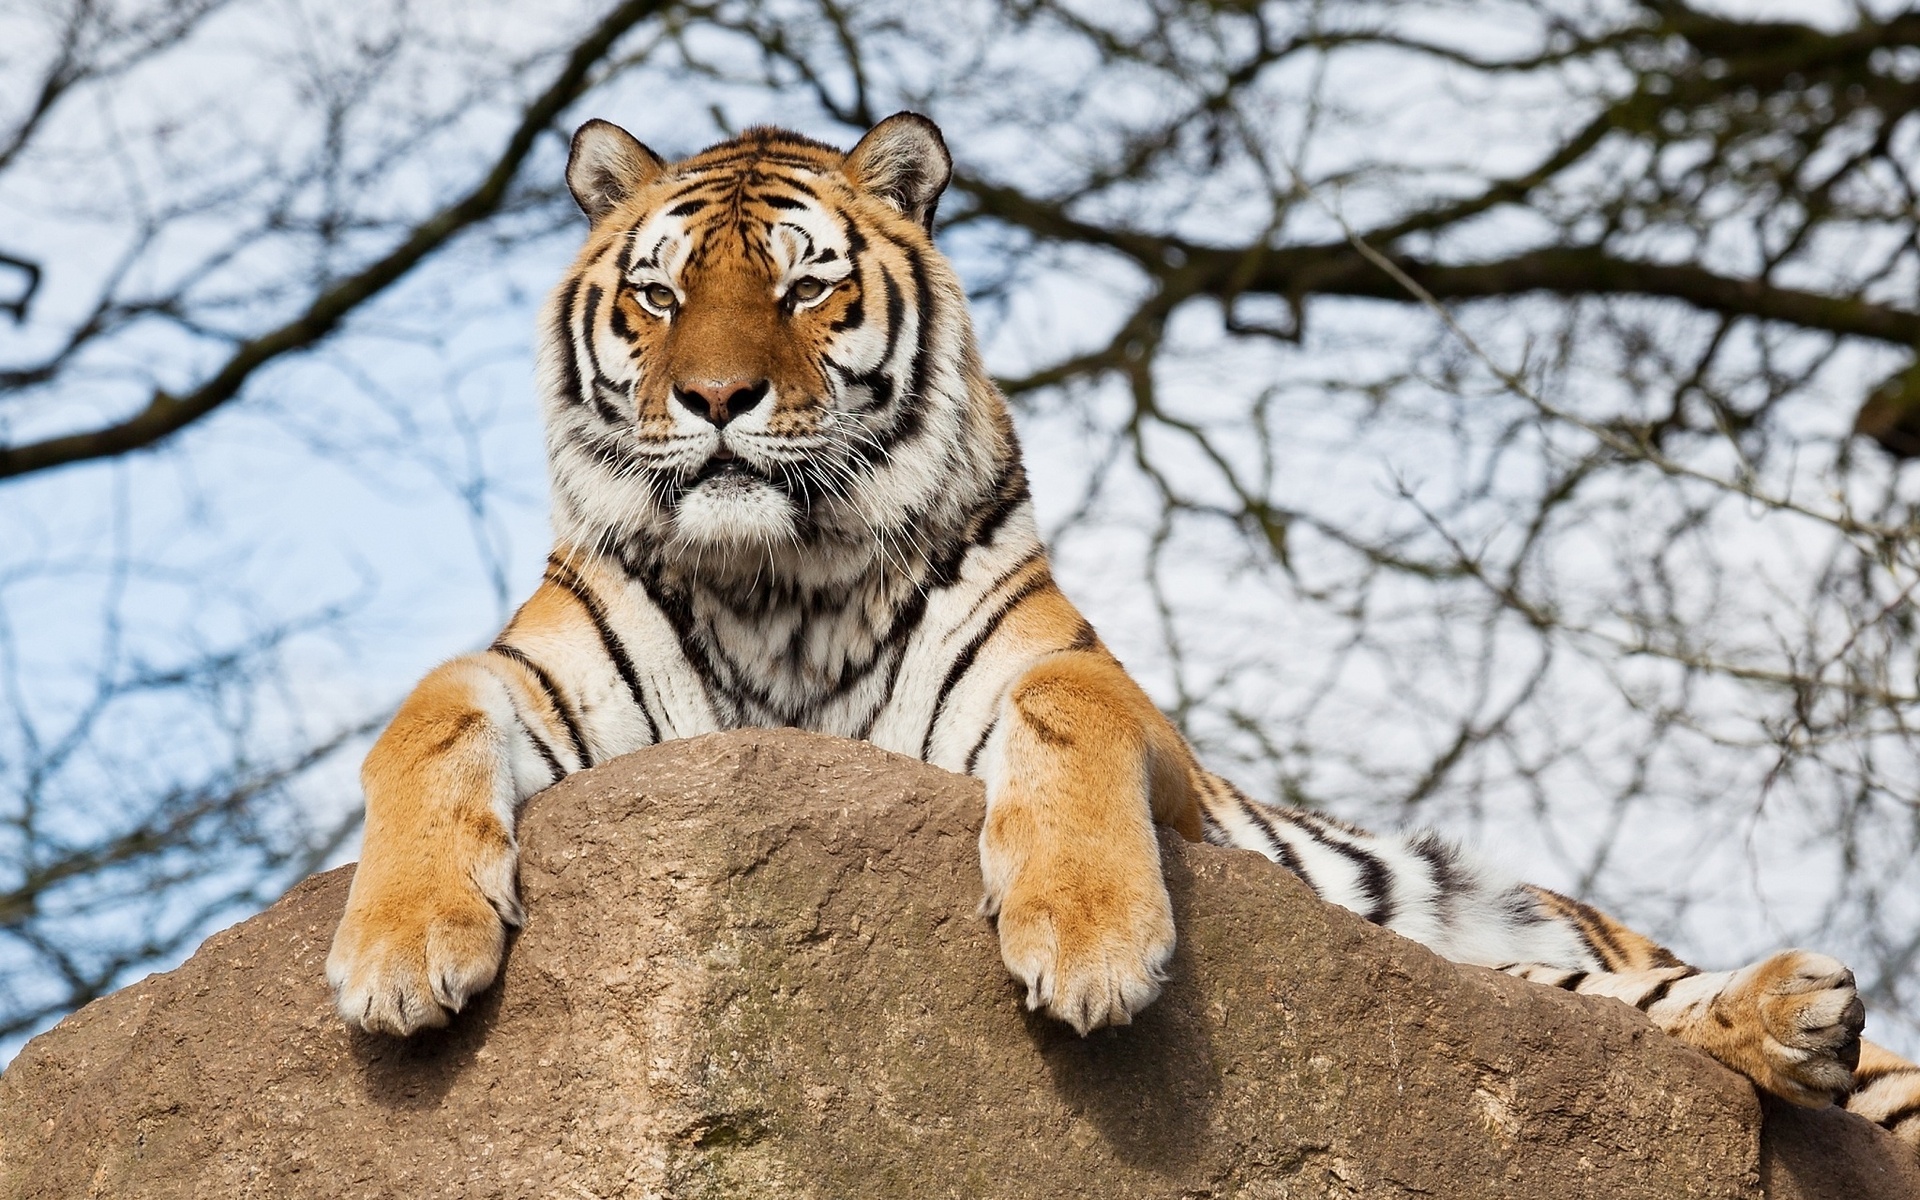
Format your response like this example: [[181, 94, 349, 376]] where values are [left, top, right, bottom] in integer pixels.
[[540, 114, 1013, 573]]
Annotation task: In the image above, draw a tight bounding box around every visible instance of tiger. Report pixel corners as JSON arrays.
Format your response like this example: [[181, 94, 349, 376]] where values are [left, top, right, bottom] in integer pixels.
[[324, 112, 1920, 1146]]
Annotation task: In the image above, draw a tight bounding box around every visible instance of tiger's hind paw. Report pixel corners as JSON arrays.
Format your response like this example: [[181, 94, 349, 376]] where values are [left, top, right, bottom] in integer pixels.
[[1733, 950, 1864, 1107]]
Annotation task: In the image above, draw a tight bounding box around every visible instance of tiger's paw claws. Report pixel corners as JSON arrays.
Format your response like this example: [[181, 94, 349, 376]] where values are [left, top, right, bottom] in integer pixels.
[[989, 881, 1173, 1036]]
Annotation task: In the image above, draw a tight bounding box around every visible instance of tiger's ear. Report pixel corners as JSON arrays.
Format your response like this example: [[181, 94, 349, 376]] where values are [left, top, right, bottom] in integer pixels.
[[843, 113, 951, 233], [567, 119, 667, 223]]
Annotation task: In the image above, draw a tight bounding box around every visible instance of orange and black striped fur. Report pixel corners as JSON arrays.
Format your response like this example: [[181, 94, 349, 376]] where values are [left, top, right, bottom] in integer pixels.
[[326, 114, 1920, 1143]]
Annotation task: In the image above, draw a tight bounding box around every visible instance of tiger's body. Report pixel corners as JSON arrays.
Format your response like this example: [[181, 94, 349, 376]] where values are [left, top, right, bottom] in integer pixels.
[[326, 114, 1920, 1144]]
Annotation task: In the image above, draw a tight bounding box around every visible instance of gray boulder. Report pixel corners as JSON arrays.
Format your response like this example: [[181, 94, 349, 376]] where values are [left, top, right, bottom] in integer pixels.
[[2, 729, 1914, 1198]]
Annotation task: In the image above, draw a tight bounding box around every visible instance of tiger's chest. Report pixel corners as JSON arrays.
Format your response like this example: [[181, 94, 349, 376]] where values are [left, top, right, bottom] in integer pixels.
[[604, 520, 1044, 762], [691, 582, 919, 734], [631, 552, 933, 738]]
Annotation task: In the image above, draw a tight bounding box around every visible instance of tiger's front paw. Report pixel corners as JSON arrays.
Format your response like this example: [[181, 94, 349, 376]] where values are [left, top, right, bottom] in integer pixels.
[[1739, 949, 1865, 1106], [983, 868, 1175, 1036], [325, 839, 522, 1036]]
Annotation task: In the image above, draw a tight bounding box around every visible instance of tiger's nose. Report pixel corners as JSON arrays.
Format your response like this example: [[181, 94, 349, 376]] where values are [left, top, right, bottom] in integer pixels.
[[673, 379, 769, 427]]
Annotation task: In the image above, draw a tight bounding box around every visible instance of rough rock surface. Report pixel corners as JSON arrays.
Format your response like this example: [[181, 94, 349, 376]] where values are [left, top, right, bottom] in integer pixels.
[[2, 729, 1916, 1199]]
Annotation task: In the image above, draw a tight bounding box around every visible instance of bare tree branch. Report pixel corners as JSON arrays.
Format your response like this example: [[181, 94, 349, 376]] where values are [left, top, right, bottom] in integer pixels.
[[0, 0, 679, 482], [0, 253, 39, 324]]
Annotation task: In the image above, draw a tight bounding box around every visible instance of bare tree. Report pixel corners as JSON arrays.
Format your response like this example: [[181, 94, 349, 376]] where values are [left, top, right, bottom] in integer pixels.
[[0, 0, 681, 1043], [6, 0, 1920, 1055]]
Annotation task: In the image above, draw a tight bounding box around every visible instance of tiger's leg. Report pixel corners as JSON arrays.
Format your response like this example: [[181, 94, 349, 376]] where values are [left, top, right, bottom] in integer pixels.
[[976, 648, 1202, 1035], [324, 656, 559, 1035], [1502, 951, 1864, 1108], [328, 554, 667, 1034], [1195, 778, 1904, 1123], [1468, 892, 1920, 1133], [1847, 1041, 1920, 1147]]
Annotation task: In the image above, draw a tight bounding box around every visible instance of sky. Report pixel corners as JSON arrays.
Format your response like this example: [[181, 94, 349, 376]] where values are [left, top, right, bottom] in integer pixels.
[[3, 0, 1918, 1065]]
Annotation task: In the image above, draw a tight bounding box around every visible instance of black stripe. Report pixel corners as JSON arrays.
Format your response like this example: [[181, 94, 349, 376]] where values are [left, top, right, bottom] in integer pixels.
[[774, 221, 815, 260], [659, 179, 724, 206], [563, 426, 648, 477], [1296, 821, 1394, 926], [667, 199, 709, 217], [1555, 971, 1589, 991], [827, 218, 874, 336], [564, 284, 626, 428], [738, 179, 825, 224], [964, 715, 999, 776], [879, 265, 907, 367], [1878, 1101, 1920, 1130], [554, 276, 584, 405], [545, 557, 660, 747], [951, 551, 1044, 639], [1645, 943, 1685, 970], [837, 257, 925, 445], [901, 238, 935, 412], [522, 722, 564, 784], [1535, 889, 1631, 971], [851, 380, 924, 460], [614, 215, 649, 275], [829, 283, 866, 332], [580, 284, 608, 380], [1633, 979, 1675, 1011], [1632, 969, 1697, 1012], [1855, 1063, 1920, 1087], [852, 592, 935, 740], [921, 571, 1052, 761], [1230, 789, 1312, 888], [963, 460, 1029, 551], [1286, 804, 1371, 839], [835, 266, 905, 416], [588, 374, 628, 426], [825, 592, 925, 717], [491, 640, 593, 770], [1408, 831, 1465, 897], [1577, 906, 1633, 971], [706, 130, 838, 156], [688, 149, 829, 172], [486, 667, 563, 785], [626, 562, 732, 709], [904, 461, 1033, 598], [852, 651, 908, 740], [607, 291, 634, 341], [629, 232, 670, 271], [1560, 915, 1613, 970], [833, 362, 897, 416]]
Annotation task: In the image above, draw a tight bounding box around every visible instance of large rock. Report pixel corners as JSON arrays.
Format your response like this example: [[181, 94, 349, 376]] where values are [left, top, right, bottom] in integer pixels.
[[2, 730, 1914, 1198]]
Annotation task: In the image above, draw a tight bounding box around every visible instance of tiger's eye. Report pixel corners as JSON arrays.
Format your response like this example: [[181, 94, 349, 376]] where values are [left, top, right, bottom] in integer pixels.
[[641, 283, 677, 311], [789, 278, 828, 303]]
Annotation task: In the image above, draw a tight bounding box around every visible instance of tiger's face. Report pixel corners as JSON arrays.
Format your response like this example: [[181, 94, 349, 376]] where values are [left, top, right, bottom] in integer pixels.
[[542, 116, 980, 563]]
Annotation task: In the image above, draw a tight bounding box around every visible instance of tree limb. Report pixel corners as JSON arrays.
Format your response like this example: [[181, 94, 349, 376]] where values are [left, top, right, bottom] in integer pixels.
[[962, 173, 1920, 348], [0, 0, 676, 483], [0, 252, 41, 323], [1189, 242, 1920, 348]]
